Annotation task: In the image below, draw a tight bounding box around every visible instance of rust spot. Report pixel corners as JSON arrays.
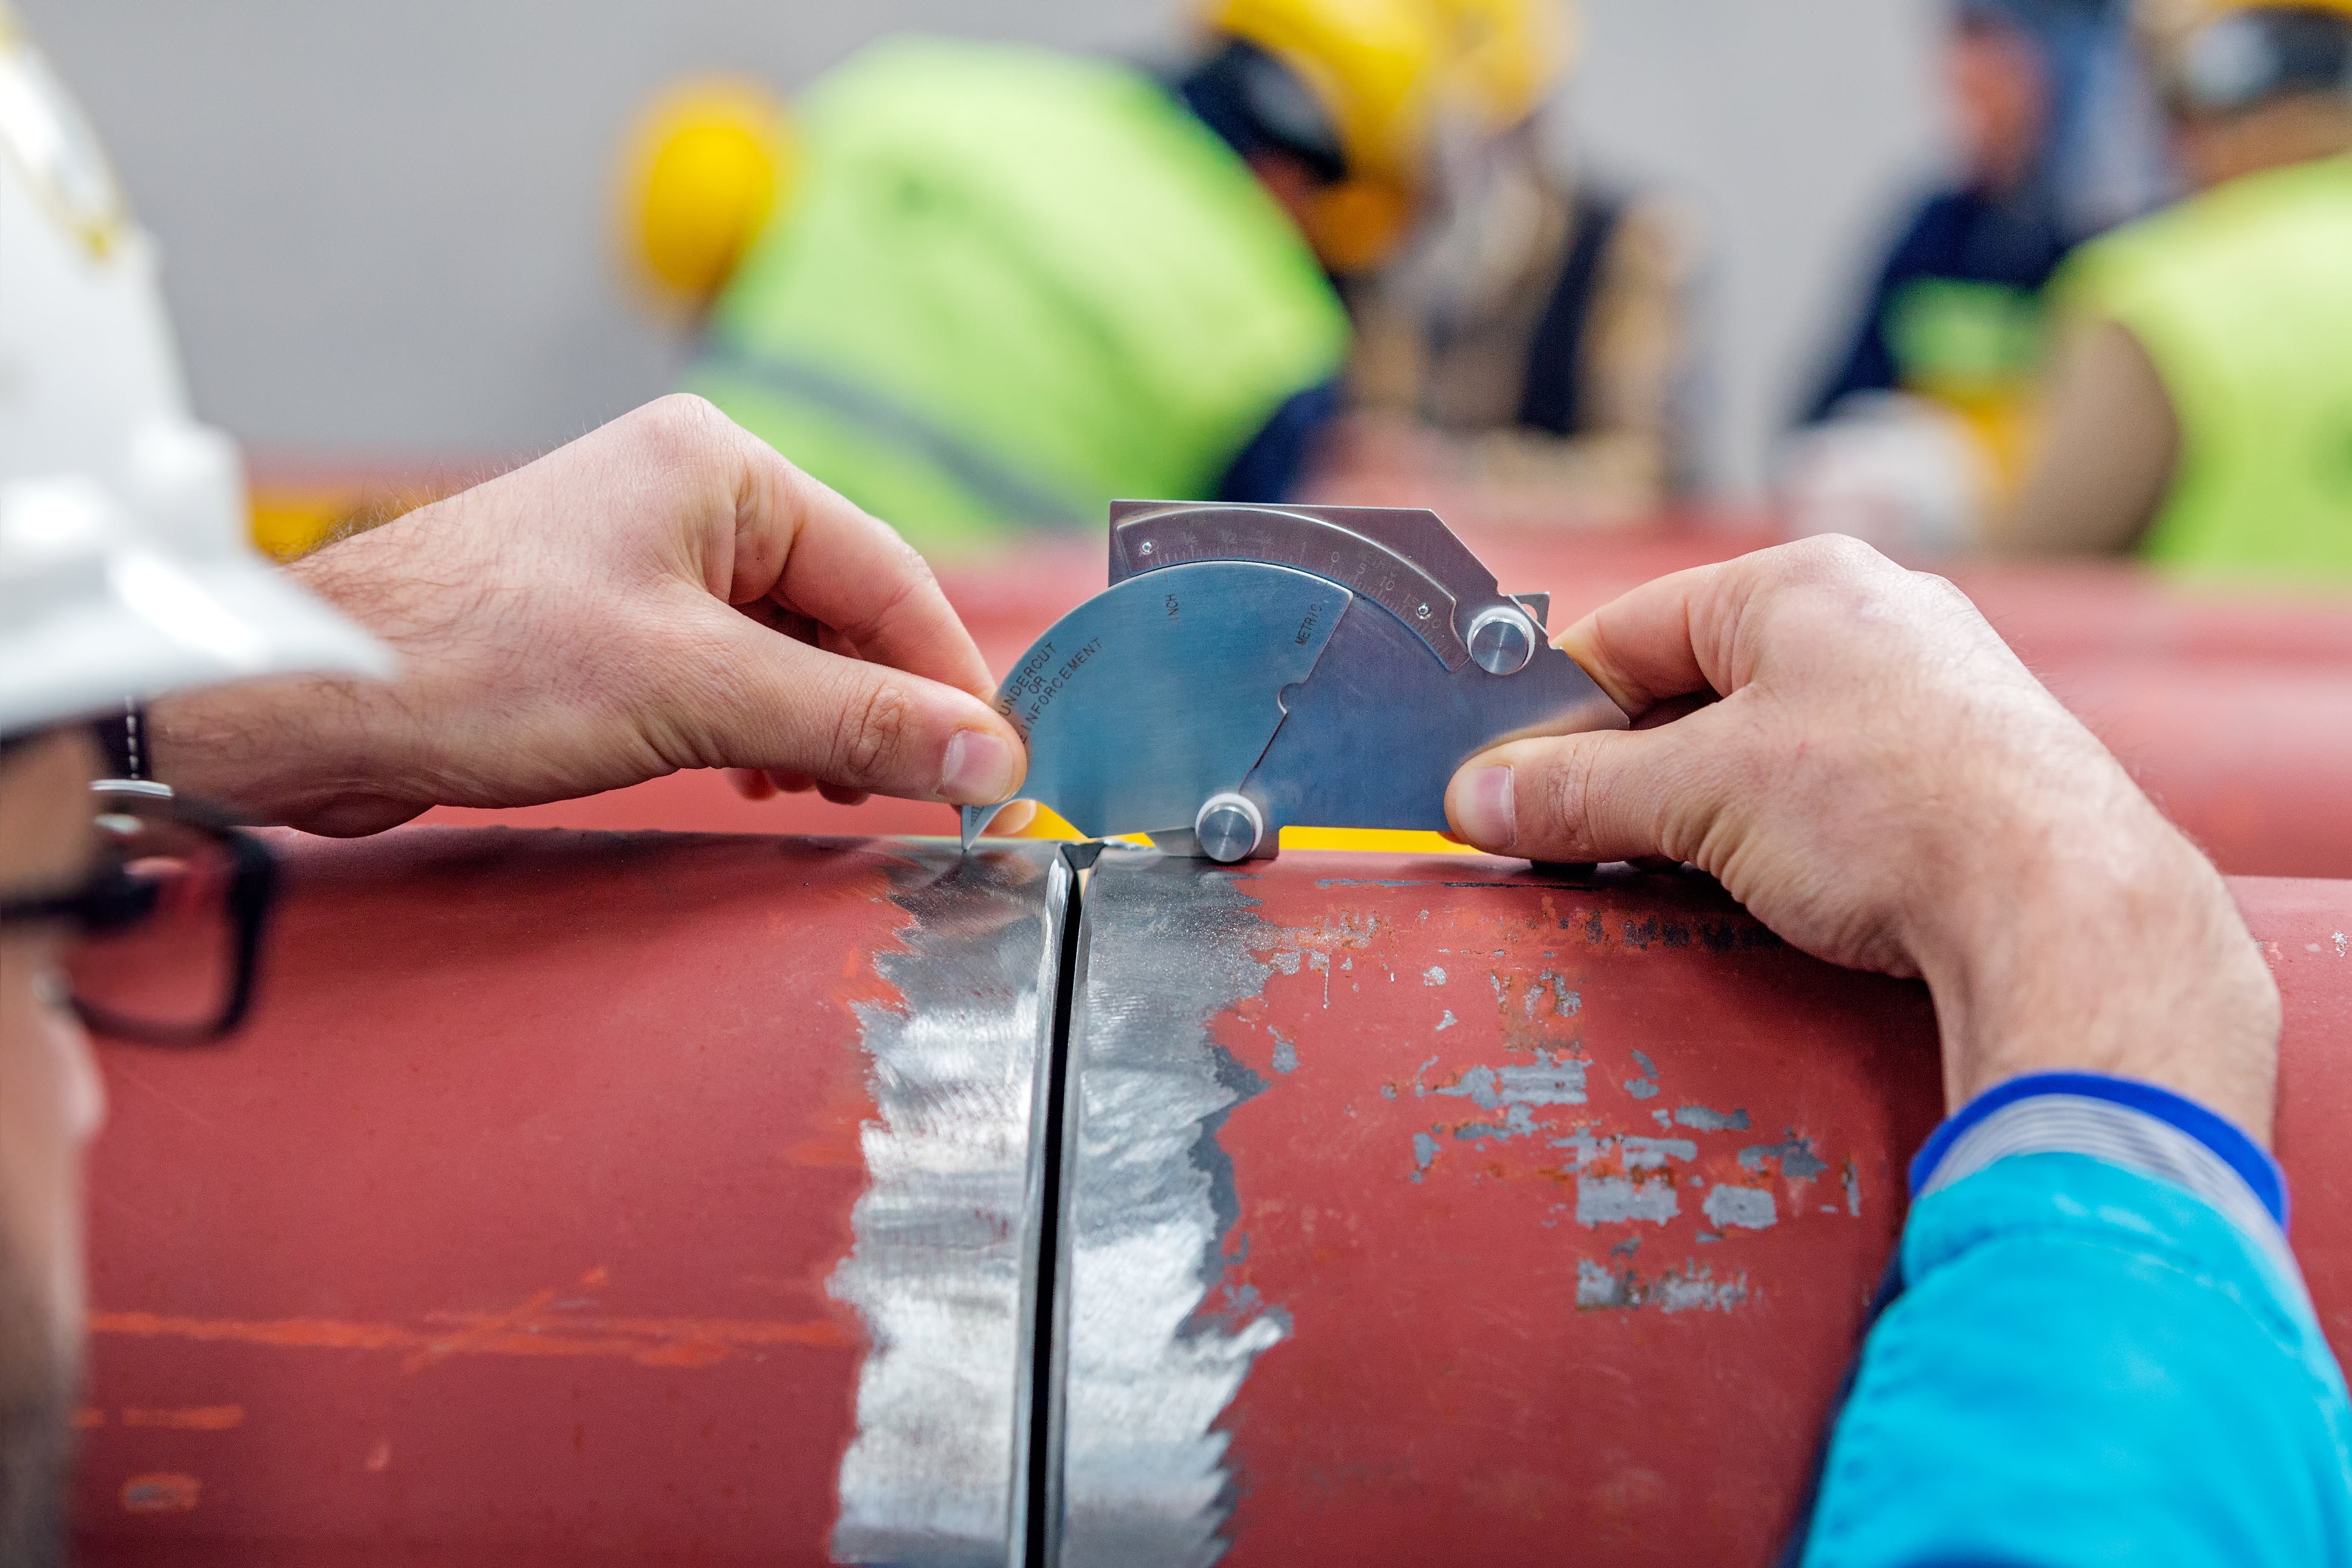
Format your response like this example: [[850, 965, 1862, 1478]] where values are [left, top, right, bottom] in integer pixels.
[[122, 1406, 243, 1432], [120, 1474, 201, 1514]]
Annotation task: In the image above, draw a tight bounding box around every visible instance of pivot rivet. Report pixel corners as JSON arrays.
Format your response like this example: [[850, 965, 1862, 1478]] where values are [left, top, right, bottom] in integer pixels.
[[1194, 792, 1264, 864], [1467, 605, 1537, 676]]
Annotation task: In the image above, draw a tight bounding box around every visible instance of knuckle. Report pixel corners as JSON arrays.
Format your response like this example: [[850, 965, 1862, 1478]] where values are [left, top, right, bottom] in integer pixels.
[[635, 393, 733, 462], [1528, 741, 1601, 847], [1772, 533, 1894, 585], [834, 679, 913, 782]]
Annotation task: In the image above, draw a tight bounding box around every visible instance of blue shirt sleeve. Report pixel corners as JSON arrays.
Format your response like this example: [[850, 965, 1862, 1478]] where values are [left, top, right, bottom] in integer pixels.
[[1802, 1082, 2352, 1567]]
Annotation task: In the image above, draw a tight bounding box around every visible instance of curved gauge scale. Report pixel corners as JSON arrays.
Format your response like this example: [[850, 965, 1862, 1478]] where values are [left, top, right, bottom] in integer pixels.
[[964, 504, 1629, 857], [962, 561, 1351, 845]]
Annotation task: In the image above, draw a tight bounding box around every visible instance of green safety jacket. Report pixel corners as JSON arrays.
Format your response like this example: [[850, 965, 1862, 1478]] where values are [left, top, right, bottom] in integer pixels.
[[683, 38, 1352, 555], [2058, 153, 2352, 579]]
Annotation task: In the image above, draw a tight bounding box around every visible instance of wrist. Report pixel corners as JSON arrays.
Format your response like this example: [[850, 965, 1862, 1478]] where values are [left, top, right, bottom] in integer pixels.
[[148, 671, 431, 836], [149, 530, 441, 834], [1904, 796, 2279, 1144]]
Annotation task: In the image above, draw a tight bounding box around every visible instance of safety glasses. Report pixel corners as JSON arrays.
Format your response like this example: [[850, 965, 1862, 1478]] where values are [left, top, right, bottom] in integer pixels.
[[0, 788, 278, 1045]]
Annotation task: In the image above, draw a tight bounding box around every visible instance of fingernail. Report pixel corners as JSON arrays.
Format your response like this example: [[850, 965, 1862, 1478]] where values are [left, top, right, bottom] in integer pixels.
[[939, 730, 1017, 806], [1453, 766, 1516, 850]]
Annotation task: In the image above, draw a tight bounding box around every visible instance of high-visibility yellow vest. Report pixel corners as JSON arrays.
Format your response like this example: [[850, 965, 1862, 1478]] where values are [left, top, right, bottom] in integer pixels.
[[2058, 154, 2352, 579], [682, 39, 1351, 555]]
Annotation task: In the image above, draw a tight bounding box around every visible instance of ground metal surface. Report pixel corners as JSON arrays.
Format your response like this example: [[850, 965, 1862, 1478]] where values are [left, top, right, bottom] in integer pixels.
[[70, 828, 2352, 1566]]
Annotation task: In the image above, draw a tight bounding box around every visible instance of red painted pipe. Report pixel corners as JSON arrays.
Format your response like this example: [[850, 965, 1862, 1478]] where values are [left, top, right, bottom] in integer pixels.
[[68, 829, 2352, 1565]]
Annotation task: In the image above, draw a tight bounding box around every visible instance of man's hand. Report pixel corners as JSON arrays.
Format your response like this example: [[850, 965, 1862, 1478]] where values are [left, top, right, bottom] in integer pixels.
[[153, 396, 1026, 837], [1445, 536, 2279, 1138]]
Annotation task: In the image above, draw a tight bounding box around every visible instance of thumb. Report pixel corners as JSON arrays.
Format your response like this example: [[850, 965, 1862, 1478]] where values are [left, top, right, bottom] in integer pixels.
[[1445, 717, 1723, 865], [675, 606, 1028, 806]]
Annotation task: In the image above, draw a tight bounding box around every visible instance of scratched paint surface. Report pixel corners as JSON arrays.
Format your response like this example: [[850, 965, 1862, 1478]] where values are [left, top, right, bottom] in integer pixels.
[[74, 829, 1045, 1567], [1174, 854, 1945, 1566]]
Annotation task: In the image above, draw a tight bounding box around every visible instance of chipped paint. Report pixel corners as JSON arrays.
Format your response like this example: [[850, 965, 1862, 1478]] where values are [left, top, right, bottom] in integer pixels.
[[1576, 1257, 1748, 1313], [1055, 855, 1288, 1568], [1843, 1161, 1863, 1216], [830, 845, 1068, 1567], [1576, 1258, 1637, 1309], [1536, 972, 1580, 1016], [1457, 1104, 1541, 1143], [1428, 1052, 1588, 1110], [1653, 1264, 1749, 1314], [1737, 1135, 1828, 1181], [1576, 1174, 1679, 1226], [1436, 1009, 1458, 1032], [1619, 1136, 1697, 1168], [1674, 1105, 1751, 1132], [1624, 1050, 1660, 1101], [1422, 966, 1447, 985], [1551, 1131, 1694, 1170], [1702, 1185, 1778, 1230]]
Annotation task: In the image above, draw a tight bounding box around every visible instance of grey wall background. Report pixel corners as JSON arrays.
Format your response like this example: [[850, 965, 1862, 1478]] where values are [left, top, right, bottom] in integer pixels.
[[22, 1, 1945, 497]]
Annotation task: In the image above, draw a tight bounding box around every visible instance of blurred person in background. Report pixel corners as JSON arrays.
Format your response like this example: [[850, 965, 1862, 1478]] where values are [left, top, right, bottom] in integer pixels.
[[1787, 0, 2170, 553], [2003, 0, 2352, 575], [619, 0, 1447, 558], [1332, 0, 1702, 527]]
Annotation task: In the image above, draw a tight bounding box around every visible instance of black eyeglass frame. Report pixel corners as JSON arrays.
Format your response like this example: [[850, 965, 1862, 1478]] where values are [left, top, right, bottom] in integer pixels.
[[0, 790, 279, 1046]]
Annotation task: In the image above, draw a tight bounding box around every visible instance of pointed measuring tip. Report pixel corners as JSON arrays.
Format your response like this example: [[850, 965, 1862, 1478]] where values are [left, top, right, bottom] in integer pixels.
[[960, 805, 989, 854]]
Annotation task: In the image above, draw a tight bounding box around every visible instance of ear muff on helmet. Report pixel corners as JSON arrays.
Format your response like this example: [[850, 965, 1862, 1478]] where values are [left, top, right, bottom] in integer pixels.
[[618, 78, 795, 314]]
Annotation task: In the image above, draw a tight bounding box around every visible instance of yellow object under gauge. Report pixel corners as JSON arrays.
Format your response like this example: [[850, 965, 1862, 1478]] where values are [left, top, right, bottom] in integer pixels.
[[1008, 802, 1478, 856]]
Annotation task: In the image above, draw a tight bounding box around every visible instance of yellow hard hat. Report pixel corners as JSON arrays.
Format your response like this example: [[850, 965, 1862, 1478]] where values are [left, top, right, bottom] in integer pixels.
[[1206, 0, 1446, 271], [1420, 0, 1579, 131], [617, 77, 795, 314]]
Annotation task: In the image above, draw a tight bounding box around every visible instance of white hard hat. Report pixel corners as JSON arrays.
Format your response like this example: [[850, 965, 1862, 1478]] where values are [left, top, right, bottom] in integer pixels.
[[0, 8, 390, 741]]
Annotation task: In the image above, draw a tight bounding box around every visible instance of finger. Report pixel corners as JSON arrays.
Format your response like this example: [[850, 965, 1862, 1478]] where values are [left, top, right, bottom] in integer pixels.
[[1558, 538, 1908, 716], [818, 783, 871, 807], [1551, 564, 1728, 716], [728, 768, 778, 802], [989, 799, 1041, 837], [670, 602, 1028, 805], [716, 418, 1000, 701], [770, 770, 817, 794], [1444, 712, 1731, 866]]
